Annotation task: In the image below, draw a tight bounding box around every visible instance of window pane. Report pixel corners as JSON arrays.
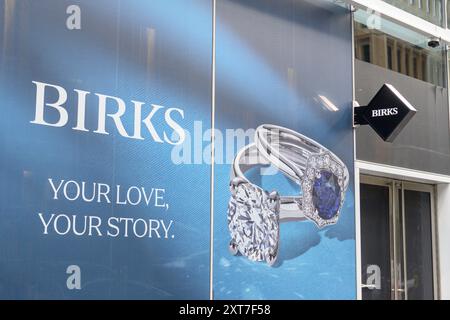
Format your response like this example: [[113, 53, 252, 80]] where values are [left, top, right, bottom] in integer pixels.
[[360, 184, 392, 300], [404, 190, 434, 300], [354, 10, 450, 176], [354, 9, 446, 87], [448, 0, 450, 28], [383, 0, 444, 26]]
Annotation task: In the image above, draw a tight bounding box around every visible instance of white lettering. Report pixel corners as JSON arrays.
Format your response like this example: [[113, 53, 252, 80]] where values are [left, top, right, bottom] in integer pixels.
[[63, 180, 80, 201], [97, 183, 111, 203], [94, 94, 131, 138], [66, 265, 81, 290], [66, 5, 81, 30], [116, 185, 127, 205], [155, 188, 165, 207], [54, 214, 71, 235], [161, 220, 173, 239], [38, 213, 55, 234], [164, 108, 185, 145], [72, 89, 90, 132], [141, 104, 164, 143], [31, 81, 68, 127], [372, 107, 398, 118], [142, 187, 154, 206], [48, 178, 64, 200], [127, 186, 142, 206], [107, 217, 120, 237], [81, 181, 96, 202], [149, 219, 161, 238], [133, 218, 148, 238], [31, 81, 187, 147], [88, 216, 102, 236], [72, 215, 88, 236]]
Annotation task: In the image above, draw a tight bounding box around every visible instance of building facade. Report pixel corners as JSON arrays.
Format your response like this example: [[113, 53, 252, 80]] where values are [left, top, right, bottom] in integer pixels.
[[0, 0, 449, 300], [351, 0, 450, 300]]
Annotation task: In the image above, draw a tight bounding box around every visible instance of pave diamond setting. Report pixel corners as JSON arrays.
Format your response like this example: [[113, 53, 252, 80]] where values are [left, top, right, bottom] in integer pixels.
[[300, 152, 345, 228], [227, 179, 279, 264]]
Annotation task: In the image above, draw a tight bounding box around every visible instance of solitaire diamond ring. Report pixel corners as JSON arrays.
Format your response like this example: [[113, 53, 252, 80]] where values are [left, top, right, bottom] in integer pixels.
[[227, 143, 306, 266], [227, 125, 350, 266]]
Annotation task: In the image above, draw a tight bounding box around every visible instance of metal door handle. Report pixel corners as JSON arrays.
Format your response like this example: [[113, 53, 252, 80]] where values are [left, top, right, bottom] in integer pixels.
[[361, 284, 377, 290]]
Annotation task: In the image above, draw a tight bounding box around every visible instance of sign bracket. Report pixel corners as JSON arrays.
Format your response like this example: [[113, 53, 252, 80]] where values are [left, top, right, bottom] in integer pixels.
[[353, 104, 369, 126]]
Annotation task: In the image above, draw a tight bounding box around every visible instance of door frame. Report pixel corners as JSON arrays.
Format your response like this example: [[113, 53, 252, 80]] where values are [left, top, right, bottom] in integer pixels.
[[355, 160, 449, 299], [359, 174, 437, 299], [401, 181, 439, 300]]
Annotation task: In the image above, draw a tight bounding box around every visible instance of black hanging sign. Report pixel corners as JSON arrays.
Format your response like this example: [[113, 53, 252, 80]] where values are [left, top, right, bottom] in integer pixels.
[[354, 84, 417, 142]]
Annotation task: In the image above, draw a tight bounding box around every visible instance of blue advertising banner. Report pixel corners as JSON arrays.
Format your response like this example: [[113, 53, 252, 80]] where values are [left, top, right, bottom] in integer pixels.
[[0, 0, 355, 300], [213, 0, 356, 299], [0, 0, 212, 299]]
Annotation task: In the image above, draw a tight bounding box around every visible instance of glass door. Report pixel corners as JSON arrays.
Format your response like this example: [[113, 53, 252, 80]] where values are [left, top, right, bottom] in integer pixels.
[[359, 176, 437, 300], [360, 179, 392, 299]]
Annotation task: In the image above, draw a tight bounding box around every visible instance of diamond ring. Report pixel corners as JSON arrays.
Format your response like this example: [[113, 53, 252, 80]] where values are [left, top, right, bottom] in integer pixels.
[[227, 143, 306, 266], [227, 125, 349, 266], [255, 124, 349, 228]]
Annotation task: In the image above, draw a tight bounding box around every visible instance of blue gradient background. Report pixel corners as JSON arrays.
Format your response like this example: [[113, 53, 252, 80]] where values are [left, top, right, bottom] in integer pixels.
[[213, 0, 356, 299], [0, 0, 355, 300], [0, 0, 212, 299]]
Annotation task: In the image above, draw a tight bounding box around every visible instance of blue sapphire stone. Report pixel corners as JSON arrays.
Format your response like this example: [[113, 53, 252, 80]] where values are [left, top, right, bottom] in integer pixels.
[[312, 170, 341, 220]]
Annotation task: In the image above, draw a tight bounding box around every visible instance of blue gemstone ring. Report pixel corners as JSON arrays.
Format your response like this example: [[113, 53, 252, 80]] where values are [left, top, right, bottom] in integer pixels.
[[255, 124, 349, 228], [227, 126, 349, 265]]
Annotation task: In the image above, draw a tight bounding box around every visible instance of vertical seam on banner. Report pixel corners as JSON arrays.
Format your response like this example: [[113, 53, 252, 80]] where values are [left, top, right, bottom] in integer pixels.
[[350, 7, 362, 301], [209, 0, 216, 301], [115, 0, 121, 90]]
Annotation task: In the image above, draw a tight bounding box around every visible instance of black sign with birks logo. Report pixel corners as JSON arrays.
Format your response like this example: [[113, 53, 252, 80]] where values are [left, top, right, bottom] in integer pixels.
[[354, 84, 417, 142]]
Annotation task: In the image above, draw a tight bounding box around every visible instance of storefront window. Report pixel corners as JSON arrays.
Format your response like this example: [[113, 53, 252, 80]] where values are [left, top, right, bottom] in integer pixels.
[[447, 0, 450, 28], [354, 9, 446, 87], [354, 9, 450, 176], [383, 0, 444, 26]]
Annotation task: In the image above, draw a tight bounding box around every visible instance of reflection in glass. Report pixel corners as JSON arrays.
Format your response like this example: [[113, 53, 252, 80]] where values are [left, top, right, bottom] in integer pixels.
[[354, 19, 446, 87], [404, 190, 434, 300], [383, 0, 444, 26], [448, 0, 450, 28], [360, 184, 392, 300]]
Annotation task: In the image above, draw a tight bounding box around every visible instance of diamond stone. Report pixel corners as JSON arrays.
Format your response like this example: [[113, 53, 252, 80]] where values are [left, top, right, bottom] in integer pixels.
[[227, 183, 279, 262], [303, 181, 311, 191], [330, 162, 336, 172], [312, 170, 341, 220], [307, 167, 315, 179]]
